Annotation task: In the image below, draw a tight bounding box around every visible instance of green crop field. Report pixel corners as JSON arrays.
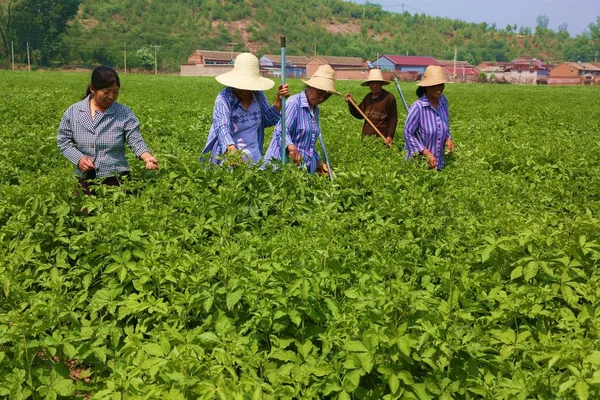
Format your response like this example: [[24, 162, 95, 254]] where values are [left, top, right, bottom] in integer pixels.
[[1, 70, 600, 399]]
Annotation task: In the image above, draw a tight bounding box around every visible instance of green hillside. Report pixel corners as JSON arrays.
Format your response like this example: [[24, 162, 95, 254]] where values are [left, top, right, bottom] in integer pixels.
[[1, 0, 599, 71]]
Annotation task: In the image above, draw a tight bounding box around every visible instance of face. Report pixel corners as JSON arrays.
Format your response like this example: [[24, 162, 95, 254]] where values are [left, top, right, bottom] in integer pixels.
[[425, 83, 445, 99], [91, 83, 120, 109], [233, 88, 253, 101], [368, 82, 383, 95], [306, 87, 332, 106]]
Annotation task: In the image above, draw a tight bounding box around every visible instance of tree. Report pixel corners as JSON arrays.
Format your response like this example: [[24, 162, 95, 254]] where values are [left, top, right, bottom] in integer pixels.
[[0, 0, 16, 59], [536, 15, 549, 30], [12, 0, 80, 65], [588, 16, 600, 58], [557, 22, 570, 40], [136, 47, 154, 70]]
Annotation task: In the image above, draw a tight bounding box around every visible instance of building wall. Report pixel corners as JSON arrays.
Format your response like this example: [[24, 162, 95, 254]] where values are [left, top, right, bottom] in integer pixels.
[[335, 68, 370, 80], [505, 70, 537, 84], [548, 77, 582, 85], [306, 58, 327, 77], [180, 64, 234, 77], [188, 52, 203, 64], [374, 58, 396, 71], [265, 68, 306, 78], [401, 66, 427, 74]]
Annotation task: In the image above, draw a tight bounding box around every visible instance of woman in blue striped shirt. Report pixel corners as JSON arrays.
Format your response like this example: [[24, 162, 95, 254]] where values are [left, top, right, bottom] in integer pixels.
[[201, 53, 289, 164], [264, 65, 339, 174], [404, 65, 455, 170]]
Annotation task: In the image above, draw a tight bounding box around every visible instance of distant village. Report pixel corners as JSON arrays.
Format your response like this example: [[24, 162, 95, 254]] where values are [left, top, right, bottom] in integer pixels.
[[181, 50, 600, 85]]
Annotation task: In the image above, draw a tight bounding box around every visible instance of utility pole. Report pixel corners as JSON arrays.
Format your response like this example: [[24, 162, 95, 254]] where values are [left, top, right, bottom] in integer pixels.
[[11, 41, 14, 70], [362, 0, 366, 20], [124, 42, 127, 74], [226, 42, 237, 63], [453, 47, 457, 77], [26, 41, 30, 72], [150, 44, 160, 75]]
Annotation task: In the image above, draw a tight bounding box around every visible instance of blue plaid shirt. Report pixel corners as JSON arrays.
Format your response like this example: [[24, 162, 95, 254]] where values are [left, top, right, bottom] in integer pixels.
[[57, 96, 150, 178]]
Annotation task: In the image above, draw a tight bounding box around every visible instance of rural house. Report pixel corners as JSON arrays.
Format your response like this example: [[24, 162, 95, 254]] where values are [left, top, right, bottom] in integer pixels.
[[372, 55, 442, 75], [306, 56, 367, 80], [180, 50, 242, 76], [548, 62, 600, 85], [259, 54, 310, 78]]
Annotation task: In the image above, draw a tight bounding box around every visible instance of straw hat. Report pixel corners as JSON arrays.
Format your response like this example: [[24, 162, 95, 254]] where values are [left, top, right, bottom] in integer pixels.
[[361, 68, 390, 86], [215, 53, 274, 91], [302, 65, 340, 95], [417, 65, 449, 87]]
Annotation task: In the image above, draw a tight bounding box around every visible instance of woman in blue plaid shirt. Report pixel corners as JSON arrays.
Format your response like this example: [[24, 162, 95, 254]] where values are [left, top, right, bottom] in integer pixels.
[[57, 66, 159, 195]]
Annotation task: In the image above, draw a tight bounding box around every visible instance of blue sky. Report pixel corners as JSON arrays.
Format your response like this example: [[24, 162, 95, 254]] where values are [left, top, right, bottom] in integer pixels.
[[349, 0, 600, 36]]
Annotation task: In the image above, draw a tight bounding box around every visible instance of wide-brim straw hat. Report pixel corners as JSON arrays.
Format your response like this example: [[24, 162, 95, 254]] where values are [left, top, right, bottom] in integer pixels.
[[302, 65, 340, 95], [417, 65, 449, 87], [361, 68, 390, 86], [215, 53, 274, 91]]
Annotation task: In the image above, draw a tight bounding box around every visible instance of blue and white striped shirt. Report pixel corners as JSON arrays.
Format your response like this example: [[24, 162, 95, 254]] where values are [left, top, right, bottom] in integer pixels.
[[264, 90, 321, 173], [201, 87, 281, 164], [57, 96, 150, 178], [404, 94, 451, 170]]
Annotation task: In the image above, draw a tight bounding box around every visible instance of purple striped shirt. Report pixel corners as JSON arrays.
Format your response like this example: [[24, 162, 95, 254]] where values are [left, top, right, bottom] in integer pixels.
[[201, 87, 280, 164], [404, 94, 451, 170], [264, 90, 321, 173]]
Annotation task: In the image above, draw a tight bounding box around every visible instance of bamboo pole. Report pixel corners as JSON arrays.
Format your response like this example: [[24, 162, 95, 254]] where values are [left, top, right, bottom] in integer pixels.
[[280, 36, 287, 164], [347, 96, 392, 147]]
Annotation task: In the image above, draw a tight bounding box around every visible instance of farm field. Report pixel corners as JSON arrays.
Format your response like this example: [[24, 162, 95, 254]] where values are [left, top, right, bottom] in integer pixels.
[[1, 70, 600, 399]]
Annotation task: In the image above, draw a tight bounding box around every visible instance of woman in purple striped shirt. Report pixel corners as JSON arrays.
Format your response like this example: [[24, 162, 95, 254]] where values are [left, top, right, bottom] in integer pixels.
[[404, 65, 455, 170], [264, 65, 340, 175], [201, 53, 289, 164]]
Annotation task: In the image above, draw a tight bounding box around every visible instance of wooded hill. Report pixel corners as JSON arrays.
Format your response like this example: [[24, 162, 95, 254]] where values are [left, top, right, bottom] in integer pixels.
[[2, 0, 599, 71]]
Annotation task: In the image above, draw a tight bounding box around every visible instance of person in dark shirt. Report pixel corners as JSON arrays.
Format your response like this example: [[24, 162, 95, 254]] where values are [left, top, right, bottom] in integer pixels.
[[345, 68, 398, 145]]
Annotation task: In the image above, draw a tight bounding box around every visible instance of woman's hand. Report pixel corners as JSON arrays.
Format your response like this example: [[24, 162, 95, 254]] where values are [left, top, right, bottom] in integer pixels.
[[317, 161, 329, 175], [78, 156, 96, 172], [226, 144, 237, 154], [386, 137, 393, 146], [286, 144, 302, 164], [422, 149, 437, 169], [344, 93, 353, 103], [445, 138, 455, 153], [274, 84, 290, 111], [140, 152, 160, 170]]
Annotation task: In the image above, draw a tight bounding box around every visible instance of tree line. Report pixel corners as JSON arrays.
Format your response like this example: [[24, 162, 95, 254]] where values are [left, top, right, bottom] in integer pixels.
[[1, 0, 599, 71]]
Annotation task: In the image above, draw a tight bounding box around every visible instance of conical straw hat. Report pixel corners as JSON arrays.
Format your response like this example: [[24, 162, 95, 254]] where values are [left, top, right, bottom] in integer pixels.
[[302, 65, 340, 95], [216, 53, 275, 91], [361, 68, 390, 86], [417, 65, 449, 87]]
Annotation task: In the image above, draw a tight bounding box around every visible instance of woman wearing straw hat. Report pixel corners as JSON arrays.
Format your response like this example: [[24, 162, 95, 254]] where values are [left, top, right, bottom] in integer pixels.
[[344, 68, 398, 145], [201, 52, 289, 164], [264, 64, 339, 175], [404, 65, 455, 170]]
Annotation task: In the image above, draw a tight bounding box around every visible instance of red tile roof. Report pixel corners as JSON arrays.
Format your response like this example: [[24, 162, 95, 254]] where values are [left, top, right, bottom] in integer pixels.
[[380, 55, 442, 67]]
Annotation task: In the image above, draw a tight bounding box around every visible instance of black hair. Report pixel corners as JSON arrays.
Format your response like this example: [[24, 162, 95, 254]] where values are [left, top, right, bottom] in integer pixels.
[[416, 86, 426, 98], [83, 66, 120, 99]]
